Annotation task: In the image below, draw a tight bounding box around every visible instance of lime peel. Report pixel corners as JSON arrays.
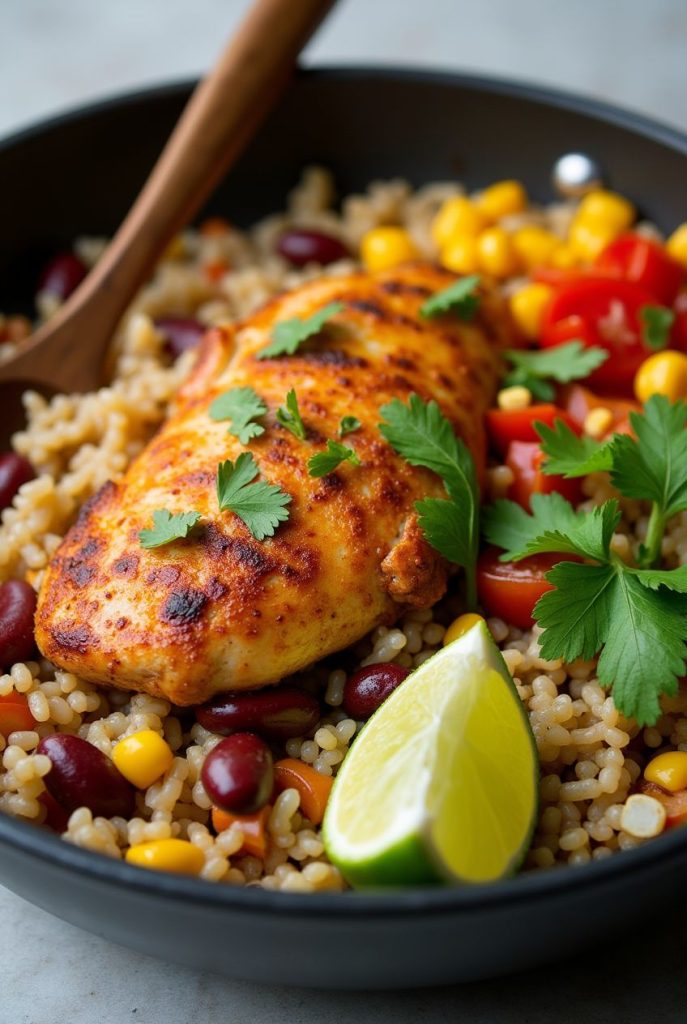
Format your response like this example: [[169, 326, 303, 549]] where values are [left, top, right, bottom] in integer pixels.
[[323, 620, 538, 887]]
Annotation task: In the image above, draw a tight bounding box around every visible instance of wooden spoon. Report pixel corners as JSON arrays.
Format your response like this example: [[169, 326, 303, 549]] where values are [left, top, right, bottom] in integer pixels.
[[0, 0, 336, 443]]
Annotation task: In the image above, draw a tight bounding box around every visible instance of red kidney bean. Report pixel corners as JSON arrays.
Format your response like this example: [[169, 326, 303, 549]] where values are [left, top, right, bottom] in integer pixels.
[[0, 452, 35, 510], [37, 734, 135, 818], [38, 790, 70, 833], [277, 229, 349, 268], [0, 580, 37, 669], [38, 251, 87, 300], [201, 733, 273, 814], [342, 663, 410, 721], [154, 316, 205, 358], [196, 687, 321, 740]]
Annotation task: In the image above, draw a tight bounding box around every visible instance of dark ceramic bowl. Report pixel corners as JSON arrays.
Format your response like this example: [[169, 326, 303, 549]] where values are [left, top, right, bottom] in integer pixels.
[[1, 68, 687, 990]]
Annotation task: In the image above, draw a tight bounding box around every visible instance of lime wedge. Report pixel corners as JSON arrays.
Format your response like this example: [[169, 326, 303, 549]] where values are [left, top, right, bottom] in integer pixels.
[[323, 620, 538, 887]]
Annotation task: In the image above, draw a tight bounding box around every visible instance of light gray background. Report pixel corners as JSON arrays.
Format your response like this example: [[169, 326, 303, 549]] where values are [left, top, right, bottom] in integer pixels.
[[2, 1, 686, 1021]]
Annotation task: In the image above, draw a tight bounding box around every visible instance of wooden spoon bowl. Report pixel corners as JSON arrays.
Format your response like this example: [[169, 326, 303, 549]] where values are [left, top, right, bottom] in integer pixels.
[[0, 0, 335, 447]]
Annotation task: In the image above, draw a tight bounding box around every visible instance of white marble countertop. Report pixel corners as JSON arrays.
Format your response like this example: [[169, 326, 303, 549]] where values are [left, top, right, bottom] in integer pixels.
[[2, 0, 687, 1019]]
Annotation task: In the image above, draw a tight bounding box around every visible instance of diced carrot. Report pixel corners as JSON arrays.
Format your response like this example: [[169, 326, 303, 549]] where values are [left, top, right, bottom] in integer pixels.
[[211, 805, 270, 859], [273, 758, 334, 825], [639, 780, 687, 830], [0, 692, 34, 737], [203, 259, 230, 283]]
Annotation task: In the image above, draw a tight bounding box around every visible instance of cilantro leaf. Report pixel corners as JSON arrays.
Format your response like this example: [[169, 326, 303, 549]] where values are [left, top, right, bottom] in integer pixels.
[[536, 418, 615, 478], [598, 571, 687, 726], [339, 415, 361, 437], [632, 565, 687, 593], [483, 492, 586, 561], [308, 439, 360, 478], [257, 301, 344, 360], [209, 386, 266, 444], [535, 561, 617, 662], [611, 395, 687, 518], [216, 452, 291, 541], [640, 305, 675, 351], [379, 394, 479, 605], [276, 388, 306, 440], [503, 342, 608, 400], [535, 560, 687, 725], [420, 275, 481, 321], [139, 509, 201, 549]]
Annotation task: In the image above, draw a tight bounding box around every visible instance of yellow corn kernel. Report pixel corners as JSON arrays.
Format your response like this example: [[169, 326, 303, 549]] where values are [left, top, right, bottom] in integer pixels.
[[126, 838, 205, 876], [112, 729, 174, 789], [511, 226, 560, 271], [576, 189, 635, 233], [666, 223, 687, 269], [634, 351, 687, 404], [476, 227, 521, 278], [568, 218, 619, 262], [497, 385, 531, 411], [440, 234, 480, 274], [443, 613, 485, 646], [550, 244, 580, 270], [644, 750, 687, 793], [584, 407, 614, 439], [475, 180, 527, 222], [431, 196, 487, 248], [360, 227, 419, 272], [509, 283, 554, 339]]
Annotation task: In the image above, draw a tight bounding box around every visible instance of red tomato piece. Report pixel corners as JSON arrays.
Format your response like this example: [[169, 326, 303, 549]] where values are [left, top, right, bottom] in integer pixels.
[[486, 404, 579, 456], [506, 441, 581, 510], [0, 692, 34, 737], [541, 277, 656, 394], [671, 290, 687, 352], [477, 548, 567, 630], [561, 384, 640, 438], [595, 234, 684, 306]]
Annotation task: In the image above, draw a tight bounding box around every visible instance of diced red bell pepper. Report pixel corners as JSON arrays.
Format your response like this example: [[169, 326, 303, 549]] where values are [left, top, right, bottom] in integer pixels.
[[595, 234, 684, 306], [540, 277, 657, 394], [486, 404, 579, 456], [639, 781, 687, 830], [506, 440, 581, 510]]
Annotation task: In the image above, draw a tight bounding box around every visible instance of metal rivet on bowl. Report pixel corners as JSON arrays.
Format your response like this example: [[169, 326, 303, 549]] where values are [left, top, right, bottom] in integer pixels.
[[552, 153, 603, 198]]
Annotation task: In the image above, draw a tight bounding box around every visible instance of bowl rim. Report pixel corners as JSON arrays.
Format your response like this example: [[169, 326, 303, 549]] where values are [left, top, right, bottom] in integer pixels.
[[2, 63, 687, 918]]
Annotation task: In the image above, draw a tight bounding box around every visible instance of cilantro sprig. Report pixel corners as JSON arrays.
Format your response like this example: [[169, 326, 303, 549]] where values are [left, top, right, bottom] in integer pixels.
[[484, 396, 687, 725], [640, 305, 675, 351], [420, 275, 480, 321], [257, 301, 344, 360], [139, 509, 201, 549], [308, 440, 361, 477], [216, 452, 291, 541], [379, 394, 479, 607], [503, 341, 609, 401], [339, 415, 361, 437], [276, 388, 306, 440], [209, 386, 267, 444]]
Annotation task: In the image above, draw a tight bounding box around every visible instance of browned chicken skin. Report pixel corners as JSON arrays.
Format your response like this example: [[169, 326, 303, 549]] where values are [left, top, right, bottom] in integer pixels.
[[35, 264, 509, 704]]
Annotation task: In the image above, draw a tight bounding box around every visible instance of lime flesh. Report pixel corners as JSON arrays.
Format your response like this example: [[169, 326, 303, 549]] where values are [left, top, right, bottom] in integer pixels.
[[323, 620, 538, 887]]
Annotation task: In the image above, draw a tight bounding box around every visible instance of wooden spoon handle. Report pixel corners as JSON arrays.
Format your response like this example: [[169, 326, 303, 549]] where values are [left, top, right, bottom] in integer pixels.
[[12, 0, 335, 383]]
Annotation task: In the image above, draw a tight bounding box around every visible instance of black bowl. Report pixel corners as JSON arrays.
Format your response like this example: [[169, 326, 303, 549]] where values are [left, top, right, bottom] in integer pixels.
[[2, 67, 687, 990]]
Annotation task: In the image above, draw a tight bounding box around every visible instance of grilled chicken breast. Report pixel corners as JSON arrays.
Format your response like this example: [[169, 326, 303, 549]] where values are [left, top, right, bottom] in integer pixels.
[[35, 264, 509, 704]]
